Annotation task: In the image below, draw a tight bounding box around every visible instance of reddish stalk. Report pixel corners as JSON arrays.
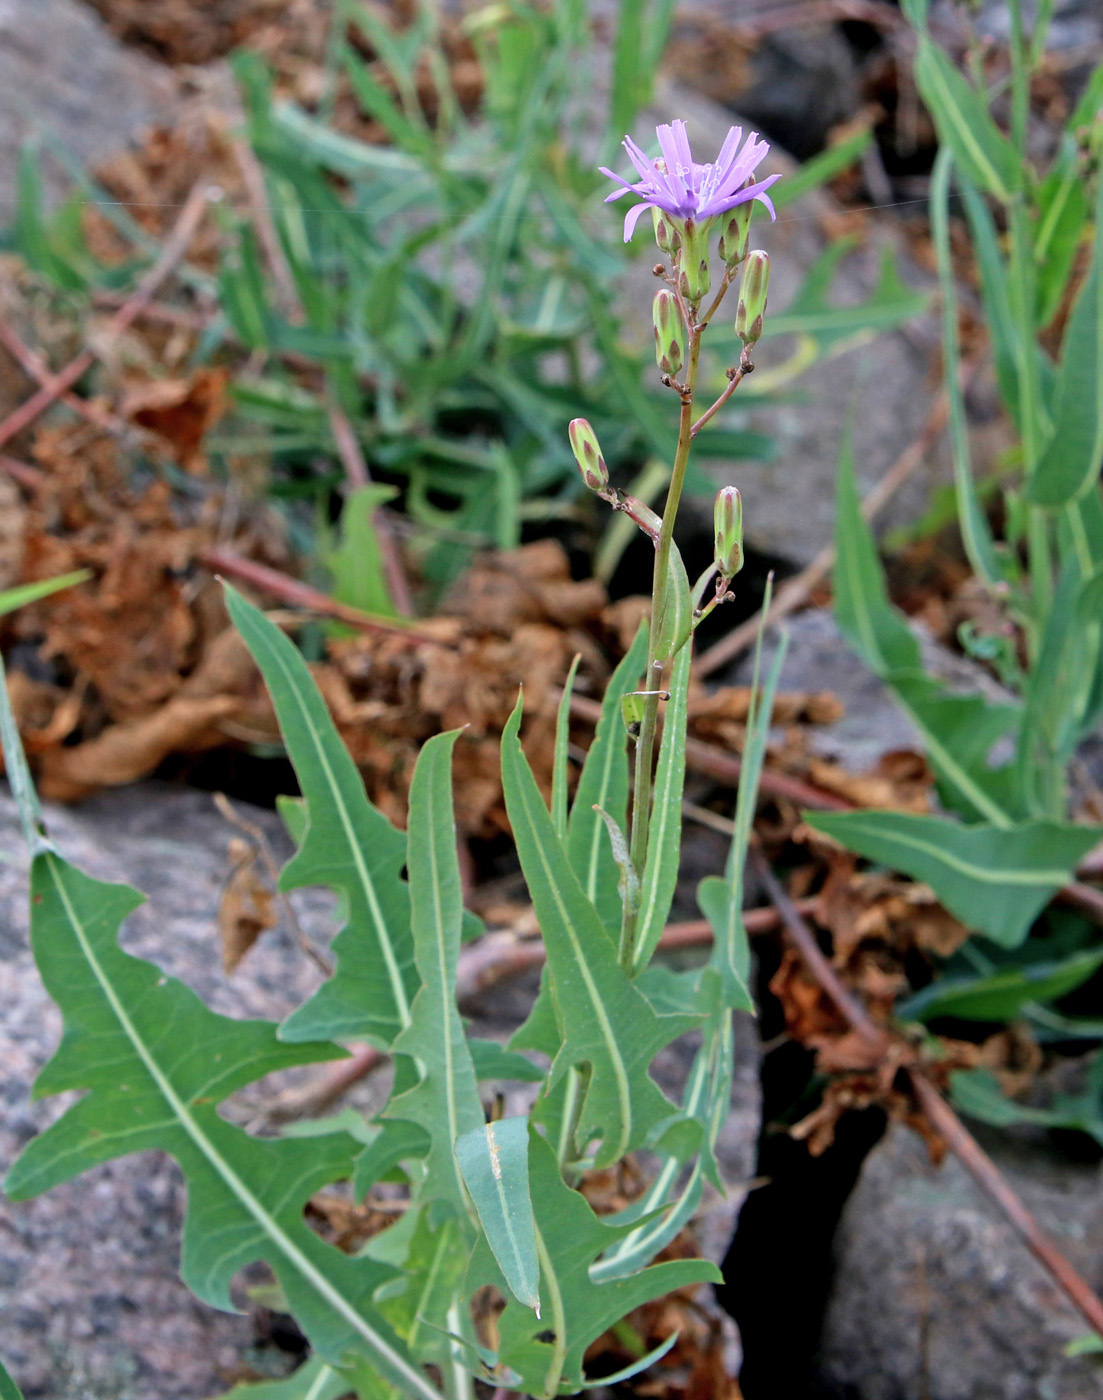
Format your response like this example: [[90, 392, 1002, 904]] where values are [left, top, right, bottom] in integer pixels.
[[0, 319, 132, 440], [753, 845, 1103, 1341], [0, 180, 216, 451], [201, 546, 434, 643]]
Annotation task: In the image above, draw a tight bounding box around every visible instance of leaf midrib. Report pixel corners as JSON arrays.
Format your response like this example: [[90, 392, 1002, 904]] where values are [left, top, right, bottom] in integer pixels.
[[46, 853, 439, 1400]]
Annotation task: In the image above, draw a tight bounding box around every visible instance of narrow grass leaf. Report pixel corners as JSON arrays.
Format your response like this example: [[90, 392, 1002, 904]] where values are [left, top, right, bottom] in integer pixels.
[[806, 810, 1103, 946], [455, 1118, 540, 1315], [224, 585, 417, 1048], [1028, 169, 1103, 506], [0, 1358, 23, 1400], [387, 731, 484, 1221], [0, 571, 91, 618], [552, 654, 581, 841], [915, 38, 1020, 201]]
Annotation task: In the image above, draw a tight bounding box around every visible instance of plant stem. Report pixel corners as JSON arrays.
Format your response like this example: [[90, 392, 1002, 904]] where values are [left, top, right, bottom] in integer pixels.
[[623, 320, 702, 971]]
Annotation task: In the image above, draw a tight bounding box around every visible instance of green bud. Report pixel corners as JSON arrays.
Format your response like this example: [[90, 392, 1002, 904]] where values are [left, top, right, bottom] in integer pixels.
[[735, 250, 770, 346], [568, 417, 608, 493], [652, 289, 686, 377], [651, 208, 681, 256], [678, 218, 711, 302], [713, 485, 744, 578], [717, 202, 752, 266]]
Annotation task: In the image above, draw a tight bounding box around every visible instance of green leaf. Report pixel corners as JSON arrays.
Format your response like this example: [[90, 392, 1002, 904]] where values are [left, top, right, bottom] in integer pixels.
[[806, 810, 1103, 947], [1034, 158, 1089, 329], [467, 1037, 544, 1083], [3, 851, 440, 1398], [902, 945, 1103, 1022], [930, 152, 1002, 586], [326, 484, 400, 620], [1066, 1334, 1103, 1357], [376, 1213, 472, 1376], [700, 598, 787, 1009], [455, 1117, 540, 1315], [208, 1358, 350, 1400], [386, 731, 484, 1222], [772, 128, 874, 210], [1028, 169, 1103, 506], [950, 1060, 1103, 1150], [0, 570, 91, 618], [352, 1119, 431, 1199], [633, 642, 692, 970], [552, 654, 581, 841], [914, 38, 1020, 202], [833, 442, 1017, 825], [654, 544, 692, 666], [467, 1131, 719, 1399], [567, 624, 649, 938], [762, 243, 927, 352], [0, 1358, 24, 1400], [500, 695, 698, 1166], [224, 585, 417, 1048]]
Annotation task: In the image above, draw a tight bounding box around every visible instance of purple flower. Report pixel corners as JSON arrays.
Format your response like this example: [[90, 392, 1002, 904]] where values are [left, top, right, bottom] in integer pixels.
[[600, 119, 780, 243]]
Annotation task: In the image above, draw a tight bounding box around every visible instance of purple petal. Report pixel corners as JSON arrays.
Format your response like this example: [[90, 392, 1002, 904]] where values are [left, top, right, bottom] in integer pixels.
[[623, 200, 659, 242], [669, 119, 694, 176], [697, 172, 781, 222], [622, 134, 658, 184]]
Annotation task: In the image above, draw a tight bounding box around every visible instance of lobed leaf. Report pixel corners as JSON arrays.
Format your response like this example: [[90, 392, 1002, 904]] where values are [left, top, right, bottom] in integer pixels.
[[224, 585, 417, 1048], [3, 851, 439, 1399], [386, 731, 484, 1222], [466, 1131, 719, 1399], [501, 695, 698, 1166]]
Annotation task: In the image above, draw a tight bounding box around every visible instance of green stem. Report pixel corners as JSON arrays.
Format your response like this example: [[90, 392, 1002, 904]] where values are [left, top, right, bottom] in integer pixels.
[[623, 322, 702, 971]]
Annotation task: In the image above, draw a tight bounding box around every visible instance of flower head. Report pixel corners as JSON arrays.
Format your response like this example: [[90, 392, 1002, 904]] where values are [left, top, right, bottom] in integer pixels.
[[600, 119, 780, 243]]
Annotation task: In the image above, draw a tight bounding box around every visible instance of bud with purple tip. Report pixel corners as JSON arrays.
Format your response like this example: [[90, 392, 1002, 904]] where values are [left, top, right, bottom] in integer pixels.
[[651, 208, 680, 257], [735, 250, 769, 346], [652, 290, 686, 377], [717, 200, 752, 267], [714, 485, 744, 578], [569, 418, 608, 493]]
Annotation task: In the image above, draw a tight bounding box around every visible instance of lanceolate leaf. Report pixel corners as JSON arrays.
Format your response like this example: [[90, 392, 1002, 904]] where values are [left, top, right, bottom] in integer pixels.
[[224, 585, 417, 1048], [900, 946, 1103, 1023], [210, 1358, 350, 1400], [3, 853, 439, 1400], [914, 37, 1020, 202], [1028, 168, 1103, 507], [551, 654, 582, 841], [387, 731, 484, 1222], [633, 641, 692, 971], [501, 696, 698, 1166], [806, 810, 1103, 947], [0, 1357, 24, 1400], [833, 448, 1018, 826], [467, 1131, 719, 1399], [455, 1117, 540, 1316], [568, 623, 648, 938]]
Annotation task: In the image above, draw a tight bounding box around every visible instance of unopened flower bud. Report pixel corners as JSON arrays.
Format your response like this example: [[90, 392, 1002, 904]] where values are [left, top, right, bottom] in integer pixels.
[[713, 485, 744, 579], [678, 219, 711, 302], [568, 418, 608, 493], [652, 289, 686, 377], [651, 208, 680, 256], [735, 250, 769, 346], [717, 202, 752, 266]]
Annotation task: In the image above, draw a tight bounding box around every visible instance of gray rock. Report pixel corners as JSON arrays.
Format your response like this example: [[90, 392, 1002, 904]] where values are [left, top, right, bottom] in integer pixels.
[[812, 1121, 1103, 1400], [0, 0, 177, 206]]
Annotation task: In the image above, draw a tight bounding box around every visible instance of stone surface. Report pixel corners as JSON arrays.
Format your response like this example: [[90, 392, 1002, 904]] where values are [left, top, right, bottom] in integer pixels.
[[811, 1122, 1103, 1400], [0, 0, 178, 206]]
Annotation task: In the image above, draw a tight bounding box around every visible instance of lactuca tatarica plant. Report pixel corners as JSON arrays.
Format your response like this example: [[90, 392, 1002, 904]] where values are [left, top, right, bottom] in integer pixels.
[[1, 120, 783, 1400]]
